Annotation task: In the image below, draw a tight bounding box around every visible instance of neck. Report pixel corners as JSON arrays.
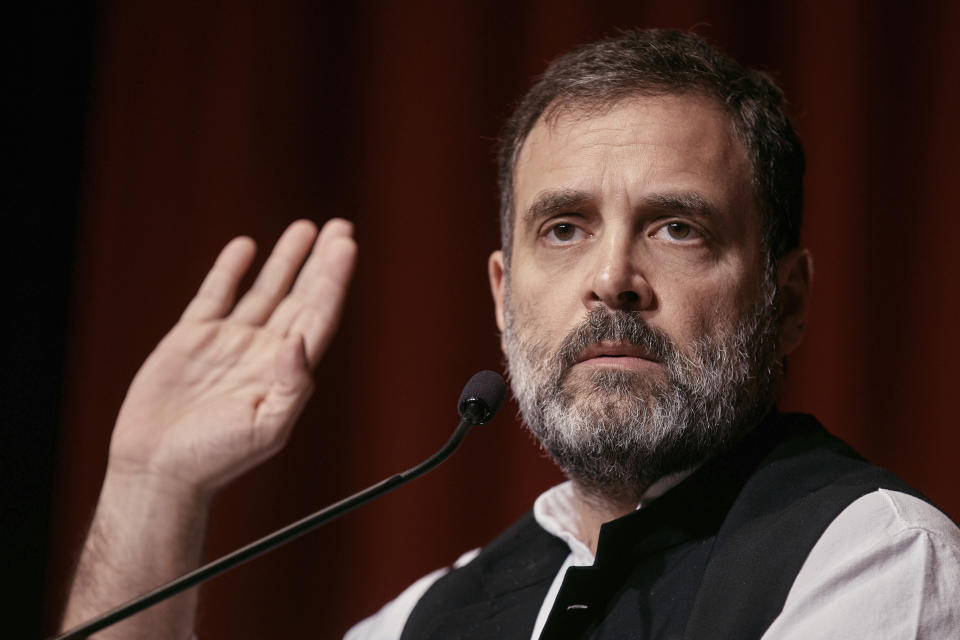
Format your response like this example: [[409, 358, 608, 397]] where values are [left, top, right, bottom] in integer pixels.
[[570, 481, 642, 555]]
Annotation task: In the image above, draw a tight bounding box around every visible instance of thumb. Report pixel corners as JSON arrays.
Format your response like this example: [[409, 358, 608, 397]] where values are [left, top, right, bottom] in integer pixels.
[[253, 334, 315, 454]]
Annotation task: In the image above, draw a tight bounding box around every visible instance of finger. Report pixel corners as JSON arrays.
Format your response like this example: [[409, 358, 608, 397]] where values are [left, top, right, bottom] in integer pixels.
[[181, 236, 257, 321], [266, 220, 357, 366], [292, 234, 357, 366], [261, 218, 354, 335], [229, 220, 320, 326], [291, 218, 356, 298]]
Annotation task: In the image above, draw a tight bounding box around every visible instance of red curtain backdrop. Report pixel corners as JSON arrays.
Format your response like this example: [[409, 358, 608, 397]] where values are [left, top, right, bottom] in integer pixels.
[[46, 2, 960, 638]]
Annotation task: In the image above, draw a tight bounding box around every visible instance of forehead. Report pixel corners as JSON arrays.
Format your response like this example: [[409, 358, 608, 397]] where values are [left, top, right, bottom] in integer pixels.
[[513, 94, 756, 233]]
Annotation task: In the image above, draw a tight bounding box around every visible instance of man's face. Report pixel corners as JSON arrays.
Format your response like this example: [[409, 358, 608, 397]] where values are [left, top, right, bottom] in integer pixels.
[[489, 94, 785, 497]]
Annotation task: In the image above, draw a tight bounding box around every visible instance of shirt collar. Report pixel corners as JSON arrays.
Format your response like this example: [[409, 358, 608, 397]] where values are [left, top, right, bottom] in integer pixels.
[[533, 468, 696, 563]]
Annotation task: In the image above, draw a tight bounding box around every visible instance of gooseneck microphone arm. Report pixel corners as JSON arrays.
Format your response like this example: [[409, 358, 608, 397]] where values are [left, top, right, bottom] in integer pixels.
[[53, 370, 506, 640]]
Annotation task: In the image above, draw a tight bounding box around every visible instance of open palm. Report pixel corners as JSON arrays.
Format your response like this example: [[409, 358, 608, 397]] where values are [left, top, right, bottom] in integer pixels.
[[107, 219, 356, 493]]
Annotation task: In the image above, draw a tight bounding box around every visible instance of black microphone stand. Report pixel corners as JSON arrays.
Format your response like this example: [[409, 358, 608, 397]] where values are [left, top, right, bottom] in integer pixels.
[[53, 416, 477, 640]]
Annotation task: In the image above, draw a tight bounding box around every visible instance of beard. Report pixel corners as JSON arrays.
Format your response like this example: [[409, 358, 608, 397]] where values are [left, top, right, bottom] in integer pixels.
[[503, 276, 782, 500]]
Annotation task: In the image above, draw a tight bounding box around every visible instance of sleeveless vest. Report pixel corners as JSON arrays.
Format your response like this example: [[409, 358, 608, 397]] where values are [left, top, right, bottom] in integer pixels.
[[400, 412, 927, 640]]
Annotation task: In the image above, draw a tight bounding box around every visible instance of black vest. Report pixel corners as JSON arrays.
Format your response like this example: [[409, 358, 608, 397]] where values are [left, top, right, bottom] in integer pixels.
[[400, 413, 929, 640]]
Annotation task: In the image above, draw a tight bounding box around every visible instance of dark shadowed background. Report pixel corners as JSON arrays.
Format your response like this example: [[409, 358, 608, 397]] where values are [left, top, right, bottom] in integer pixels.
[[13, 1, 959, 638]]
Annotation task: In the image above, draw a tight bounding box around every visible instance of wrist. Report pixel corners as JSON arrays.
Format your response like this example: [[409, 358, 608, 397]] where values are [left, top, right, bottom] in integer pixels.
[[102, 461, 216, 513], [94, 466, 214, 569]]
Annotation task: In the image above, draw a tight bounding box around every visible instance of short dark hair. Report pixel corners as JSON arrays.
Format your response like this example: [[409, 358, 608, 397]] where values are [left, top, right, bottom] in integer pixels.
[[497, 28, 804, 270]]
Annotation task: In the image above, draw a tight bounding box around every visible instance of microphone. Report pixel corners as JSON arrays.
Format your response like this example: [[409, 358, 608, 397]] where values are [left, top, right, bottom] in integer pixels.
[[458, 369, 507, 425], [53, 370, 507, 640]]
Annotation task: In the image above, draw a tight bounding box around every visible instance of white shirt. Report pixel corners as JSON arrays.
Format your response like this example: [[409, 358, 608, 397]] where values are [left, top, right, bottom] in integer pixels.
[[345, 482, 960, 639]]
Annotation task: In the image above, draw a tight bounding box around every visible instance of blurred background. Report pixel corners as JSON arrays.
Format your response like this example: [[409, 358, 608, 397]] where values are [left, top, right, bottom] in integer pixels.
[[13, 1, 960, 637]]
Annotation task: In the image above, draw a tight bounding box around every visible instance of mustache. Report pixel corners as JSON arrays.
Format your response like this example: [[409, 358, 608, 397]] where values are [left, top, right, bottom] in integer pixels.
[[553, 307, 678, 373]]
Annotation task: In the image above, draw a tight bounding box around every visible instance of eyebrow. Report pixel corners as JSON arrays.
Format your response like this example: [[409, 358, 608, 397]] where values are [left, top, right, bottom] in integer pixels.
[[521, 189, 719, 228], [640, 191, 718, 219], [521, 189, 593, 228]]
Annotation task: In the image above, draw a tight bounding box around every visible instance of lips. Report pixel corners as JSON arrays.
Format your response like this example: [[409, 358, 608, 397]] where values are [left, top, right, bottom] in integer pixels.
[[575, 341, 660, 364]]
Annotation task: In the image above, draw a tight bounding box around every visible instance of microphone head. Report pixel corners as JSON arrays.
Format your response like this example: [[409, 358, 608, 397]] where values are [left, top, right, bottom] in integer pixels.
[[458, 370, 507, 425]]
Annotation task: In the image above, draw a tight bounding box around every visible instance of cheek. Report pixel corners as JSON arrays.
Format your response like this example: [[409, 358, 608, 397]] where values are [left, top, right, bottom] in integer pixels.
[[650, 261, 759, 344], [507, 274, 583, 347]]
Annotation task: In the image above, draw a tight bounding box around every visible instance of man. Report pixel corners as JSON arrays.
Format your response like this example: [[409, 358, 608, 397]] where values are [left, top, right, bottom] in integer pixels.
[[62, 29, 959, 639]]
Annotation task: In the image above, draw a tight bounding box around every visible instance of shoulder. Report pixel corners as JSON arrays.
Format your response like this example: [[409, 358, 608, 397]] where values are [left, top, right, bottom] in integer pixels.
[[762, 489, 960, 639], [816, 488, 960, 551]]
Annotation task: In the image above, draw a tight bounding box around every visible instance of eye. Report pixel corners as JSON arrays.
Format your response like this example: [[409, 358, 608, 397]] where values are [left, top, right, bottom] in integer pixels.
[[543, 222, 587, 244], [652, 221, 702, 243], [551, 223, 577, 241], [666, 222, 691, 239]]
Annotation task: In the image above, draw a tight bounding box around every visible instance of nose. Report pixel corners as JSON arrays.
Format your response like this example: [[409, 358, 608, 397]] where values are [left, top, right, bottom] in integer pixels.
[[586, 233, 653, 311]]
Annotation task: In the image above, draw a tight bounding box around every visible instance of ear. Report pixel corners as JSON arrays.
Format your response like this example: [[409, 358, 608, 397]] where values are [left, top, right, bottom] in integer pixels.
[[775, 248, 814, 357], [488, 250, 507, 343]]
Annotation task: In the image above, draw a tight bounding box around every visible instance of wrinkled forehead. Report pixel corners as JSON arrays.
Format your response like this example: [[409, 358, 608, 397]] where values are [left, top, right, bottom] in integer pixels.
[[512, 94, 756, 227]]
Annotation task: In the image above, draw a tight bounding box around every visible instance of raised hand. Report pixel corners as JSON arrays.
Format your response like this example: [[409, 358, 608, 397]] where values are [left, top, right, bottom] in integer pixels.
[[108, 218, 357, 494], [61, 219, 356, 639]]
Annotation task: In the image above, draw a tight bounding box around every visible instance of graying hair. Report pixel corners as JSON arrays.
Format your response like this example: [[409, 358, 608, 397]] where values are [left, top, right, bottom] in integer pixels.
[[497, 28, 804, 271]]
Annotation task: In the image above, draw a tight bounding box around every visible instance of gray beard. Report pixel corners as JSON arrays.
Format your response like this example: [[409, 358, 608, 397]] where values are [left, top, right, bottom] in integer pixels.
[[503, 280, 782, 501]]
